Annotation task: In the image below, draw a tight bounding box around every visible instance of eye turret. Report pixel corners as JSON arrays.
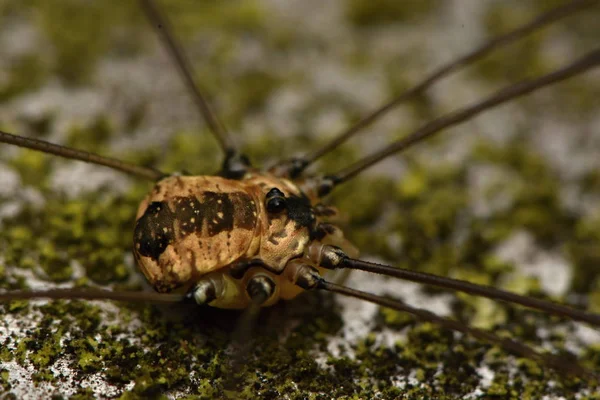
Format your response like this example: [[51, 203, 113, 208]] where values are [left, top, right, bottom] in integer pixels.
[[265, 188, 286, 214]]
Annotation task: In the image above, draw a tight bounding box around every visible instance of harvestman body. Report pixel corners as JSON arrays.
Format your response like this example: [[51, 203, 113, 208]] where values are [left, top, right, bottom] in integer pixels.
[[133, 171, 357, 308], [1, 0, 600, 380]]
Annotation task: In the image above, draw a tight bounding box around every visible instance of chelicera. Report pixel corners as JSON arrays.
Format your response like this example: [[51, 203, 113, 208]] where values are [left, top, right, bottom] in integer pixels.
[[1, 0, 600, 385]]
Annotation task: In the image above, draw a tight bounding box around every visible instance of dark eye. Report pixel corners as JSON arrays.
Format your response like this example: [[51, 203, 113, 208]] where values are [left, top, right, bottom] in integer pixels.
[[266, 188, 286, 214]]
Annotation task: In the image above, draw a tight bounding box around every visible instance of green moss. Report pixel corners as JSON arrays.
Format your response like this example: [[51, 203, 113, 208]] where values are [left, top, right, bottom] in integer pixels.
[[378, 306, 414, 329], [65, 115, 114, 151], [0, 368, 10, 391], [161, 1, 267, 37], [0, 53, 47, 101], [70, 388, 97, 400], [77, 351, 102, 372], [1, 190, 140, 285], [476, 2, 547, 83], [567, 214, 600, 293], [229, 70, 282, 117], [590, 281, 600, 314], [158, 131, 222, 176], [346, 0, 435, 27], [28, 335, 62, 368], [7, 149, 51, 186], [34, 0, 145, 84]]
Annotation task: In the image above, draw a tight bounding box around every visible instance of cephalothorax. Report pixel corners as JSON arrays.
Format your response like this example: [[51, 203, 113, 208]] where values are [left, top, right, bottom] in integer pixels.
[[1, 0, 600, 385]]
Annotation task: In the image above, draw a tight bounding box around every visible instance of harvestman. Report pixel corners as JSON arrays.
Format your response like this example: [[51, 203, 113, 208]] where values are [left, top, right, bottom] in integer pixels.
[[1, 0, 600, 380]]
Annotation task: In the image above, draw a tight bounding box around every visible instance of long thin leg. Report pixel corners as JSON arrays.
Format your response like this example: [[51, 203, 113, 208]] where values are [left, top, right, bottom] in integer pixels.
[[139, 0, 238, 159], [341, 256, 600, 326], [278, 0, 599, 178], [288, 261, 595, 377], [318, 280, 593, 378], [314, 47, 600, 196], [311, 244, 600, 326], [0, 130, 164, 181]]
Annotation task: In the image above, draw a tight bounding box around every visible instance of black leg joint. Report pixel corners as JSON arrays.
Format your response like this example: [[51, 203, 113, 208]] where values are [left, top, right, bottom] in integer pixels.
[[316, 175, 337, 197], [320, 245, 347, 269], [220, 151, 251, 179], [230, 260, 258, 279], [269, 157, 309, 179], [313, 223, 337, 241], [183, 291, 196, 304], [186, 280, 217, 305], [287, 157, 309, 179], [246, 275, 276, 304], [313, 204, 337, 217], [294, 265, 322, 290]]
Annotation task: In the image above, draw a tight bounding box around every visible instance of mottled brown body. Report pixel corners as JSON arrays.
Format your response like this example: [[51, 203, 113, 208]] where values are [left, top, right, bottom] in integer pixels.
[[134, 175, 259, 293], [133, 171, 352, 307]]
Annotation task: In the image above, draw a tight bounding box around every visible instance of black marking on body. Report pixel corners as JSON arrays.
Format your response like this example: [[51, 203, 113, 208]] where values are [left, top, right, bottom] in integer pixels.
[[203, 192, 235, 236], [174, 196, 203, 236], [230, 192, 256, 230], [285, 194, 315, 229], [135, 201, 176, 261], [171, 191, 257, 238], [136, 191, 258, 262]]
